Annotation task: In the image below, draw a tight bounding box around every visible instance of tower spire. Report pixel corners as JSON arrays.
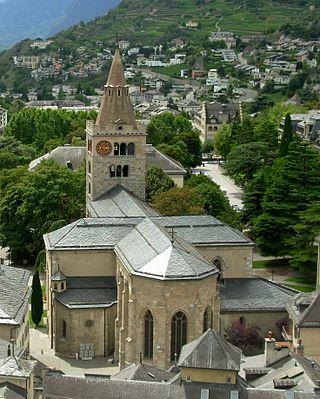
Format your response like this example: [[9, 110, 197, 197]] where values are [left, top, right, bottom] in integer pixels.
[[96, 48, 136, 127]]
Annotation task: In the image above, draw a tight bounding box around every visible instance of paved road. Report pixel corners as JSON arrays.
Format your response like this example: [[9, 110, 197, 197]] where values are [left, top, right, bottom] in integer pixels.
[[194, 162, 244, 209]]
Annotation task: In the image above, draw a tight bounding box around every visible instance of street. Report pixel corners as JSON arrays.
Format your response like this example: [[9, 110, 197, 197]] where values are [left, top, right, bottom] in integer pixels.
[[193, 162, 244, 209]]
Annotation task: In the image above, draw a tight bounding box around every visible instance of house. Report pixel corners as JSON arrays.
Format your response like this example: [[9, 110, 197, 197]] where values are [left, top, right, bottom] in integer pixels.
[[193, 102, 241, 142], [284, 290, 320, 363], [13, 56, 40, 69], [0, 265, 31, 355]]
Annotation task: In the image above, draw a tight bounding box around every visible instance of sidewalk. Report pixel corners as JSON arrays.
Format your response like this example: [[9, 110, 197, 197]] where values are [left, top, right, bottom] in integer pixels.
[[30, 327, 119, 377]]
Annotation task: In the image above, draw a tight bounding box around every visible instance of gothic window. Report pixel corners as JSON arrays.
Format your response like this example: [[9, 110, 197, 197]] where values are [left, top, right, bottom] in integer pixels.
[[118, 125, 123, 130], [114, 143, 119, 155], [144, 310, 154, 358], [123, 165, 129, 177], [87, 139, 92, 153], [203, 306, 213, 333], [116, 165, 122, 177], [171, 311, 187, 360], [88, 183, 91, 194], [108, 90, 111, 96], [54, 283, 58, 290], [62, 320, 66, 338], [61, 282, 65, 290], [110, 165, 116, 178], [120, 143, 127, 155], [118, 89, 121, 96], [88, 161, 91, 174], [128, 143, 135, 156]]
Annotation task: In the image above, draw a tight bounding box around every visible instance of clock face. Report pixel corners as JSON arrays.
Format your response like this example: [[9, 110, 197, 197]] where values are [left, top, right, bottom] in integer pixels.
[[96, 140, 112, 156]]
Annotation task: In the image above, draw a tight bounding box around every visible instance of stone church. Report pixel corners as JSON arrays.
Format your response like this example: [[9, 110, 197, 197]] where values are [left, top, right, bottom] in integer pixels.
[[44, 49, 257, 370]]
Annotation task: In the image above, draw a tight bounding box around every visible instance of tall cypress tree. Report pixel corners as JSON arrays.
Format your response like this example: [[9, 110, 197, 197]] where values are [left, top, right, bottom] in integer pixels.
[[31, 268, 43, 326], [279, 113, 293, 157]]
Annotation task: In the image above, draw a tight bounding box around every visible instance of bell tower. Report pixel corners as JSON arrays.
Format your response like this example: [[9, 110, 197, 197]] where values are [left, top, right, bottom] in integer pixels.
[[86, 49, 146, 204]]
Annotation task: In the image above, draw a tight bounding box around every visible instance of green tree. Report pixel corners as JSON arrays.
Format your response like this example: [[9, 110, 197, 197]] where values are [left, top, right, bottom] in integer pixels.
[[0, 160, 85, 261], [253, 141, 320, 256], [152, 187, 206, 216], [214, 124, 232, 159], [31, 268, 43, 326], [201, 139, 214, 155], [279, 113, 293, 157], [225, 142, 272, 187], [145, 165, 174, 202]]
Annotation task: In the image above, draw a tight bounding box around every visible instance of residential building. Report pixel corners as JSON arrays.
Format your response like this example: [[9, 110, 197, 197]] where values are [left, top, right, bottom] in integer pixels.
[[13, 56, 40, 69], [193, 101, 241, 142]]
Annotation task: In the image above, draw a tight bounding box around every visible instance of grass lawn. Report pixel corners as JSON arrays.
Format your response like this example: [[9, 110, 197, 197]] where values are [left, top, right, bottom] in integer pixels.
[[283, 284, 315, 293], [151, 64, 189, 77], [284, 276, 315, 285], [252, 258, 291, 269], [29, 309, 47, 329]]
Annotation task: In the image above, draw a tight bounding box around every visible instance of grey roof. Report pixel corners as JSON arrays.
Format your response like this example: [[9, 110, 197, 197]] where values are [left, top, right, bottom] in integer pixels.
[[0, 340, 23, 359], [0, 382, 26, 399], [44, 217, 142, 250], [29, 146, 86, 171], [178, 329, 241, 371], [286, 291, 320, 327], [246, 389, 317, 399], [146, 145, 186, 175], [112, 362, 177, 382], [220, 278, 296, 312], [0, 266, 31, 326], [205, 102, 240, 123], [43, 375, 187, 399], [51, 270, 66, 281], [55, 277, 117, 309], [0, 356, 37, 378], [115, 218, 218, 280], [153, 216, 253, 246], [43, 374, 246, 399], [88, 185, 159, 218]]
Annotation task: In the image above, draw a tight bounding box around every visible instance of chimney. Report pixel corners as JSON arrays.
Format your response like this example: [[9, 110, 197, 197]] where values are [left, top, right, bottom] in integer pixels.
[[265, 331, 290, 366]]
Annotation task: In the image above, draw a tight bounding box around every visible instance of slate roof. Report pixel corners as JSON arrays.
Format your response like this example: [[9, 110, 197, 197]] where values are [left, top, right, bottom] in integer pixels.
[[43, 374, 246, 399], [88, 185, 158, 218], [220, 278, 296, 312], [154, 216, 253, 246], [246, 389, 316, 399], [0, 266, 31, 326], [28, 146, 86, 171], [115, 218, 218, 280], [112, 362, 177, 383], [146, 145, 186, 175], [285, 290, 320, 327], [51, 270, 66, 281], [44, 217, 142, 250], [205, 102, 240, 123], [55, 277, 117, 309], [0, 356, 37, 378], [0, 340, 23, 359], [0, 382, 26, 399], [178, 329, 241, 371]]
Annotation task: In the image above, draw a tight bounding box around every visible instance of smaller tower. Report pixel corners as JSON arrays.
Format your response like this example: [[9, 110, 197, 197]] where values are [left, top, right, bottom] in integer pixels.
[[86, 49, 146, 204]]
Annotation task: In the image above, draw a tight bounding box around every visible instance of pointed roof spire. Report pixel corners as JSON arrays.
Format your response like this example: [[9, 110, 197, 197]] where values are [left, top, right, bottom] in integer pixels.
[[95, 49, 136, 127], [107, 48, 127, 87]]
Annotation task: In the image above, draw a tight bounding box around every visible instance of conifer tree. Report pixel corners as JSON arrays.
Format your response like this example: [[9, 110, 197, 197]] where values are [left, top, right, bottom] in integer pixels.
[[279, 113, 293, 157], [31, 268, 43, 326]]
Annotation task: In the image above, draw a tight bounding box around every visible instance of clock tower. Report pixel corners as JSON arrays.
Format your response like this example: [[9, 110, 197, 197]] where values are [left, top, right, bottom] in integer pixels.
[[86, 49, 146, 204]]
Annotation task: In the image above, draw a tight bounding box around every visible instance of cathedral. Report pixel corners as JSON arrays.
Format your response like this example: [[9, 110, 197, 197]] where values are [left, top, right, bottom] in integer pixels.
[[44, 49, 256, 370]]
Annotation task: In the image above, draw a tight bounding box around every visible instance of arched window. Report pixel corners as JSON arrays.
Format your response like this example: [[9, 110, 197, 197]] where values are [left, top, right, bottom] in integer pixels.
[[61, 282, 65, 290], [87, 139, 92, 153], [144, 310, 153, 358], [203, 306, 213, 333], [114, 143, 119, 156], [118, 125, 123, 130], [62, 320, 66, 338], [128, 143, 135, 156], [171, 311, 187, 360], [118, 89, 121, 96], [108, 90, 111, 96], [88, 161, 91, 174], [208, 126, 213, 132], [213, 257, 225, 282], [120, 143, 127, 155], [123, 165, 129, 177], [110, 165, 116, 178], [116, 165, 122, 177]]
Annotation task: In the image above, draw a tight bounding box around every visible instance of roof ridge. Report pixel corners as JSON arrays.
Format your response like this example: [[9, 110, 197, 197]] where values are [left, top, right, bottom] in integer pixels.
[[300, 290, 320, 324]]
